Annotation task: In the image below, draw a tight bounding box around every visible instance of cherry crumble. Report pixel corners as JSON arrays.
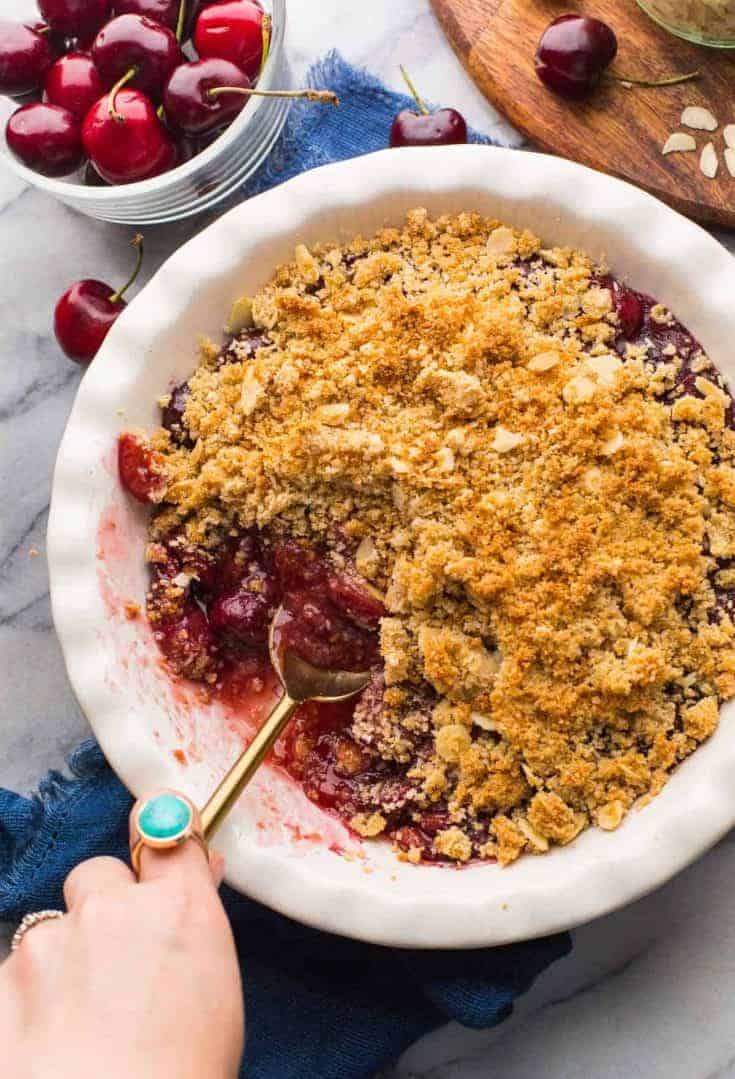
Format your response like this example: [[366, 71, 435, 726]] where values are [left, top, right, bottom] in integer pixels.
[[119, 210, 735, 866]]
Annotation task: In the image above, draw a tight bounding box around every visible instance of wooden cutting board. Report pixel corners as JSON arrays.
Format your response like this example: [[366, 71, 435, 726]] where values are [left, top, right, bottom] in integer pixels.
[[431, 0, 735, 227]]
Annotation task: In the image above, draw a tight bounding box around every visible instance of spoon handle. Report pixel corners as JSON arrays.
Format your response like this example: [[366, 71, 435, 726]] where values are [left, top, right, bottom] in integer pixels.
[[201, 692, 300, 840]]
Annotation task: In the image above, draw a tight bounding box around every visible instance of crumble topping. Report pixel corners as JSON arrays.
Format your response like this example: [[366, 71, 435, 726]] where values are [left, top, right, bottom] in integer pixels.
[[143, 209, 735, 864]]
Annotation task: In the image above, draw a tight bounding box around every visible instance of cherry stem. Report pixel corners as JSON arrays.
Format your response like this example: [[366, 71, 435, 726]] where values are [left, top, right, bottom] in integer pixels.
[[35, 22, 51, 34], [175, 0, 187, 42], [610, 69, 699, 88], [206, 86, 339, 105], [399, 65, 429, 115], [108, 66, 137, 122], [109, 234, 144, 305], [260, 12, 271, 74]]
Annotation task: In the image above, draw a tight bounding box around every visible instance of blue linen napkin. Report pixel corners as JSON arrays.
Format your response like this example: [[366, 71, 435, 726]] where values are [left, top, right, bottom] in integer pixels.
[[0, 53, 571, 1079]]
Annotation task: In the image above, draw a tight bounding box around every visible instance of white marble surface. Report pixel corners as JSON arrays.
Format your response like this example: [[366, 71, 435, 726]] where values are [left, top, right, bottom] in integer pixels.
[[2, 1, 735, 1076]]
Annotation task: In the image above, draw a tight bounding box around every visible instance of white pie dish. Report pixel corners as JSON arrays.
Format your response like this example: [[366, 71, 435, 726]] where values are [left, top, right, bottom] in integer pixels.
[[48, 145, 735, 948]]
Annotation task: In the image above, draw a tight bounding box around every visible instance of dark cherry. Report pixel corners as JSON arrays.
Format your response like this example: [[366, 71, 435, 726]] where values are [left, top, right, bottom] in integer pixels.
[[327, 573, 385, 630], [162, 57, 249, 134], [535, 14, 617, 100], [83, 159, 109, 184], [5, 102, 83, 177], [37, 0, 111, 42], [92, 15, 182, 100], [594, 274, 644, 340], [390, 107, 467, 147], [154, 601, 216, 679], [389, 66, 467, 148], [0, 21, 56, 96], [113, 0, 194, 35], [82, 88, 176, 183], [193, 0, 265, 82], [54, 234, 144, 363], [161, 379, 191, 441], [208, 584, 273, 647], [117, 431, 166, 503], [44, 52, 103, 119]]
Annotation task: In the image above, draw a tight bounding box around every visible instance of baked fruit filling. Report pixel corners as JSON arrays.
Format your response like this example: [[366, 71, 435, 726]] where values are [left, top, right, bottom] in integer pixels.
[[119, 209, 735, 866]]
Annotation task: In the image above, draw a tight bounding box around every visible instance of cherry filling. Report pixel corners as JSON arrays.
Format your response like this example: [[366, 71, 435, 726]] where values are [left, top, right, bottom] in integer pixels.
[[124, 274, 735, 860]]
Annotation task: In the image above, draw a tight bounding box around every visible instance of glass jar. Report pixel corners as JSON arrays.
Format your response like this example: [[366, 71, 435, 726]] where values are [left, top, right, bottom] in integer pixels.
[[637, 0, 735, 46]]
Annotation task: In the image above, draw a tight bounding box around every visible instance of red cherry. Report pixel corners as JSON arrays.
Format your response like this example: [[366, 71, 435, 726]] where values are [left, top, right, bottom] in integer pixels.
[[5, 102, 83, 176], [54, 234, 144, 363], [389, 66, 467, 148], [194, 0, 265, 82], [390, 107, 467, 147], [114, 0, 201, 37], [44, 52, 103, 119], [535, 14, 617, 99], [162, 57, 249, 134], [118, 431, 167, 503], [326, 573, 385, 630], [0, 21, 56, 96], [208, 585, 273, 647], [82, 88, 176, 183], [38, 0, 111, 42], [154, 601, 217, 679], [92, 15, 182, 100]]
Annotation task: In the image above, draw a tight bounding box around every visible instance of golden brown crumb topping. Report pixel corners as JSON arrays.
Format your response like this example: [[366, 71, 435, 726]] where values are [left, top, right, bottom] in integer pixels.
[[147, 209, 735, 865]]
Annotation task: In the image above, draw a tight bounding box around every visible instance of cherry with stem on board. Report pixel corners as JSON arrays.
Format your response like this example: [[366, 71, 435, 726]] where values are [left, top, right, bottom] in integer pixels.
[[389, 66, 467, 147], [535, 14, 699, 99], [54, 233, 144, 363], [162, 55, 338, 135]]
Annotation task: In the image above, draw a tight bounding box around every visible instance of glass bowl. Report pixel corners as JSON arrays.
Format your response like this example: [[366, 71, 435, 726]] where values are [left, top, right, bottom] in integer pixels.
[[0, 0, 290, 224], [637, 0, 735, 46]]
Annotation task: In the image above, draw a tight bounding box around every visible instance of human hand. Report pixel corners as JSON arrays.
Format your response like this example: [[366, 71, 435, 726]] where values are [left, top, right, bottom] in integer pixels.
[[0, 797, 243, 1079]]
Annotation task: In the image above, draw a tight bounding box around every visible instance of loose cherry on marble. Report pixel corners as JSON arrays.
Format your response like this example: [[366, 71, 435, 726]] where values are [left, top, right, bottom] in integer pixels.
[[193, 0, 267, 83], [44, 51, 103, 119], [389, 66, 467, 147], [534, 14, 617, 99], [0, 21, 56, 96], [82, 87, 176, 183], [163, 57, 339, 133], [37, 0, 111, 42], [92, 14, 182, 100], [5, 101, 83, 176], [54, 233, 143, 363]]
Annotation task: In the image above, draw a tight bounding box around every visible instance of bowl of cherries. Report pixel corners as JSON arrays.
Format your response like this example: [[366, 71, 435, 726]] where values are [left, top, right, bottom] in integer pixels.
[[0, 0, 292, 222]]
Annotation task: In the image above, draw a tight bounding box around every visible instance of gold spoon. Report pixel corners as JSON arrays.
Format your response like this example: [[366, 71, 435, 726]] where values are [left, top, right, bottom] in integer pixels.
[[200, 606, 371, 840]]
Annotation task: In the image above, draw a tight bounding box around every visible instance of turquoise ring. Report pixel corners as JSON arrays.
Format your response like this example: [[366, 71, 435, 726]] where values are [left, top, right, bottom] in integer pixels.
[[129, 790, 207, 878]]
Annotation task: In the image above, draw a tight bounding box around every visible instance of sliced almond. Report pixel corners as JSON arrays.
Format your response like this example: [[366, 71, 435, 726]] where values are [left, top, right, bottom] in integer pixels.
[[681, 105, 718, 131], [491, 426, 525, 453], [586, 353, 622, 386], [725, 147, 735, 178], [601, 430, 624, 456], [724, 124, 735, 149], [700, 141, 719, 179], [225, 295, 254, 334], [528, 350, 559, 372], [486, 226, 516, 255], [661, 132, 697, 155]]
